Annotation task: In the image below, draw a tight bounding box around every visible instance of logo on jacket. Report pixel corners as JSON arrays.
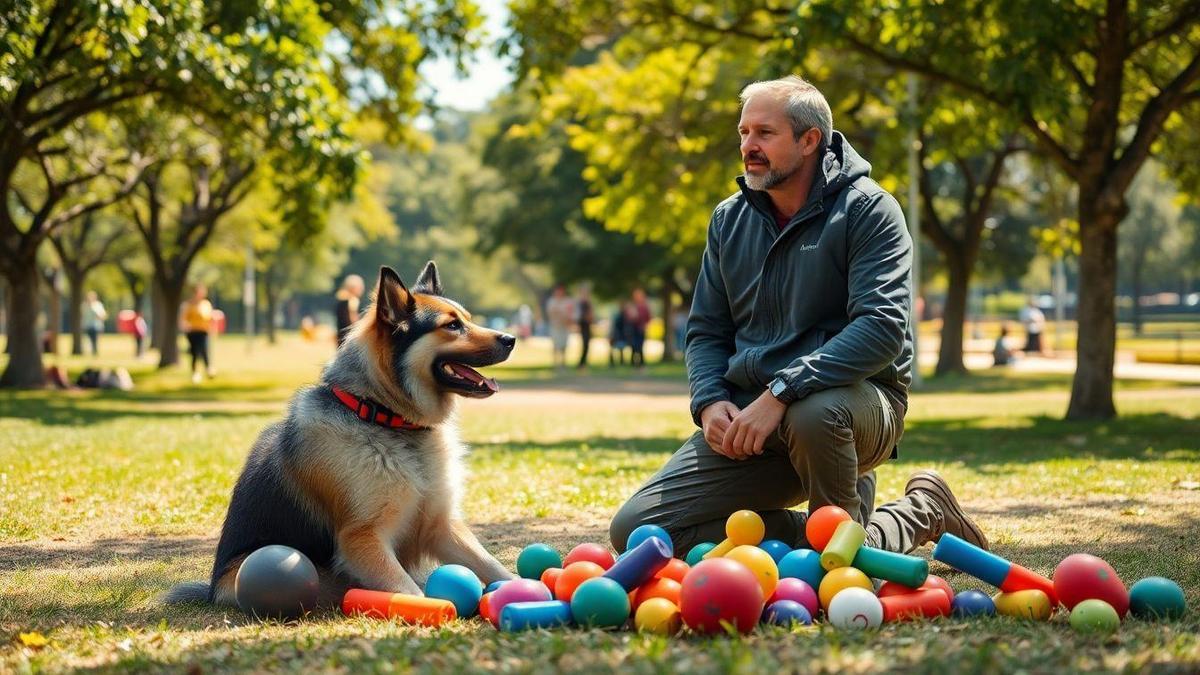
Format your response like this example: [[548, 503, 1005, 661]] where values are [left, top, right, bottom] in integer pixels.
[[798, 243, 818, 252]]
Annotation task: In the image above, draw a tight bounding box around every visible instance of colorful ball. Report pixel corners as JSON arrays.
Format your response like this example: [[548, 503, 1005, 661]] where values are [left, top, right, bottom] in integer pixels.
[[564, 543, 615, 570], [679, 558, 765, 634], [818, 566, 873, 610], [1053, 553, 1129, 617], [478, 592, 497, 627], [1070, 598, 1120, 634], [635, 597, 681, 635], [768, 577, 819, 617], [234, 545, 319, 620], [491, 579, 552, 621], [541, 567, 564, 593], [632, 576, 682, 610], [759, 539, 792, 563], [951, 589, 996, 617], [827, 587, 883, 630], [879, 575, 954, 604], [763, 599, 812, 626], [726, 544, 779, 599], [517, 543, 562, 580], [778, 548, 825, 590], [686, 542, 717, 566], [805, 505, 852, 552], [1129, 577, 1187, 620], [726, 510, 765, 544], [555, 561, 606, 602], [655, 558, 690, 584], [570, 577, 630, 628], [424, 564, 483, 617], [993, 589, 1053, 621], [627, 524, 674, 556]]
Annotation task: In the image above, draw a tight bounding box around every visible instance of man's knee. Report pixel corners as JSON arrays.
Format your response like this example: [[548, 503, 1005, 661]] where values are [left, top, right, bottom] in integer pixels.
[[782, 389, 849, 455], [608, 498, 643, 553]]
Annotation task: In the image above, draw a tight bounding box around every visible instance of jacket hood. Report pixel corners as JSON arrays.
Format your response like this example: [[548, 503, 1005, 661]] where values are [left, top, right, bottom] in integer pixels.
[[736, 131, 872, 219]]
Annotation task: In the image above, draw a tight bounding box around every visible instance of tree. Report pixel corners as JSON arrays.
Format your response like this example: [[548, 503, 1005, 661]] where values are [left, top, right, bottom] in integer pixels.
[[48, 213, 125, 354], [1, 0, 483, 386], [1121, 163, 1185, 333], [793, 0, 1200, 417]]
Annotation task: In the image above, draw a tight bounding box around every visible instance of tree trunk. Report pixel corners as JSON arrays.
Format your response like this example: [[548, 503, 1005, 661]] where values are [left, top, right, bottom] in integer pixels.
[[935, 258, 971, 376], [44, 269, 61, 357], [659, 269, 676, 363], [157, 280, 184, 368], [1130, 259, 1144, 337], [67, 273, 84, 355], [1066, 206, 1121, 420], [150, 282, 163, 351], [264, 274, 278, 345], [0, 260, 47, 387]]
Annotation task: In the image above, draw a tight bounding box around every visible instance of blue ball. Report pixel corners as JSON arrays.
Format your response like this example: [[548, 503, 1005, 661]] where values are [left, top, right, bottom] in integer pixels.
[[685, 542, 717, 566], [1129, 577, 1187, 620], [627, 524, 674, 556], [484, 580, 507, 595], [777, 548, 825, 590], [570, 577, 630, 628], [760, 539, 792, 564], [516, 543, 562, 579], [425, 564, 483, 617], [763, 599, 813, 626], [952, 589, 996, 617]]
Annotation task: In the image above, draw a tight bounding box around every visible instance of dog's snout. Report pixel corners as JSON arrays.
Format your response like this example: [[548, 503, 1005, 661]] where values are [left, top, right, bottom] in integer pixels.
[[497, 333, 516, 349]]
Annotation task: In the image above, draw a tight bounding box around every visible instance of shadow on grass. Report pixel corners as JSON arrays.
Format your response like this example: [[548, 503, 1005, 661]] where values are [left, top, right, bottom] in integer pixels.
[[0, 392, 279, 426]]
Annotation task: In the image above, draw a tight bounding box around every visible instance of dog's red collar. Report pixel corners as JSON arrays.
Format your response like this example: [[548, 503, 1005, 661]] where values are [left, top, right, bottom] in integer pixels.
[[330, 385, 428, 430]]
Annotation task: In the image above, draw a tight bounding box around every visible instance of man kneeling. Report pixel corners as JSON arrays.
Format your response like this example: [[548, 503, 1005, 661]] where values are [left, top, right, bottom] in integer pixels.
[[610, 76, 988, 556]]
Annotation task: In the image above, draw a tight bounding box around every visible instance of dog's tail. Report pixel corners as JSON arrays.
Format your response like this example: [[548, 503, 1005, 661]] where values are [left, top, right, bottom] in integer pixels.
[[163, 581, 211, 605]]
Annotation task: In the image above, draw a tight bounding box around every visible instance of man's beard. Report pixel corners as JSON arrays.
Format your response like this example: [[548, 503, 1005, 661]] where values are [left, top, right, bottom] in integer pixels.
[[743, 154, 802, 191]]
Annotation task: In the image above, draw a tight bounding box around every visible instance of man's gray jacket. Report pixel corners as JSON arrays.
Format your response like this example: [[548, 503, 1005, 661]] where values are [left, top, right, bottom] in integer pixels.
[[686, 131, 914, 427]]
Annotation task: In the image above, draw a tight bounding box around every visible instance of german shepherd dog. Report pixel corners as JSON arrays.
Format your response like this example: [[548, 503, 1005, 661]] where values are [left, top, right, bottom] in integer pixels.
[[167, 263, 515, 607]]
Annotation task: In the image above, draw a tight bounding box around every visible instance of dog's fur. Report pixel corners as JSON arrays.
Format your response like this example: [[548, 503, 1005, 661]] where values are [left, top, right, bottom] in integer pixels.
[[166, 263, 515, 606]]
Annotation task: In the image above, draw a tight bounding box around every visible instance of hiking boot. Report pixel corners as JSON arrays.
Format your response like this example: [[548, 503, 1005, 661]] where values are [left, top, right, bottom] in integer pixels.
[[905, 469, 990, 551]]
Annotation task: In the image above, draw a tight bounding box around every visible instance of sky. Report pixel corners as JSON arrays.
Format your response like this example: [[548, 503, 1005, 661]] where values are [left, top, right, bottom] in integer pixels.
[[418, 0, 515, 112]]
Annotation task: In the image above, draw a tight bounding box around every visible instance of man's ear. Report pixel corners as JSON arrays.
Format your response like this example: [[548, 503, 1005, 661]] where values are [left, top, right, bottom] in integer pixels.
[[413, 260, 442, 296], [801, 127, 824, 157], [375, 266, 415, 327]]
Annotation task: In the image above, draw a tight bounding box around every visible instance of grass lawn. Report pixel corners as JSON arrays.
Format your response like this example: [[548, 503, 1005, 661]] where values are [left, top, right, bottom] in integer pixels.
[[2, 333, 1199, 673]]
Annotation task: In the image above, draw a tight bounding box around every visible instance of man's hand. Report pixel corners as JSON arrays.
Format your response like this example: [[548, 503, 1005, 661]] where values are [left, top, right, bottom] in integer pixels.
[[722, 391, 787, 460], [699, 401, 740, 456]]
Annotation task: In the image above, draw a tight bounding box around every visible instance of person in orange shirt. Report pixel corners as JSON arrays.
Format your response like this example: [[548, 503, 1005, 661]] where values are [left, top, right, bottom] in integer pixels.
[[180, 284, 215, 384]]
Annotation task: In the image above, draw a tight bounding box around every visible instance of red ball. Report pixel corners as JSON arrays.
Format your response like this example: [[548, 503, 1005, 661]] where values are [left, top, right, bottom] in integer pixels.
[[564, 543, 615, 570], [1053, 553, 1129, 617], [680, 558, 765, 634], [655, 558, 690, 583], [633, 577, 683, 610]]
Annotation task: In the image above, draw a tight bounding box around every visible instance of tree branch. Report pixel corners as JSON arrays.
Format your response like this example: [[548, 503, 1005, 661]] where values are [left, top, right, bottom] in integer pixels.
[[1129, 0, 1200, 51], [1111, 49, 1200, 193]]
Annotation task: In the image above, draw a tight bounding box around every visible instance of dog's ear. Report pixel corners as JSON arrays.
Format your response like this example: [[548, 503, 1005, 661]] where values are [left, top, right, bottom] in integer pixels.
[[375, 266, 416, 328], [413, 260, 442, 296]]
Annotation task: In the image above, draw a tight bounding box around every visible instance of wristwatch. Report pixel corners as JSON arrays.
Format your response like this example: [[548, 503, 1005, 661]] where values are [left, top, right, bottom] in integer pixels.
[[768, 378, 796, 405]]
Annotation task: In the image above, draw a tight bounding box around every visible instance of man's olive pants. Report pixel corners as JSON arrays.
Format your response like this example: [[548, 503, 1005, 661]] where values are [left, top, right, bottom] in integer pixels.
[[609, 381, 945, 555]]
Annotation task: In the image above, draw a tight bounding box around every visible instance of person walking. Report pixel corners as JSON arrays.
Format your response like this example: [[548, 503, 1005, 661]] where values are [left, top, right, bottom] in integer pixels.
[[575, 284, 595, 370], [82, 291, 107, 356], [546, 284, 574, 370], [181, 284, 215, 384], [334, 274, 365, 348]]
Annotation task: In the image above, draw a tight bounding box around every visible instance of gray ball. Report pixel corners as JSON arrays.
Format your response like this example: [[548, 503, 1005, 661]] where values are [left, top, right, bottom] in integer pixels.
[[235, 545, 319, 620]]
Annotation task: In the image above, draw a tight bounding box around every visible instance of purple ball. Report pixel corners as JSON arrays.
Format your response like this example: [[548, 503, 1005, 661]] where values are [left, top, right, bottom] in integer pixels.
[[768, 577, 819, 617], [490, 578, 552, 619], [764, 599, 813, 626]]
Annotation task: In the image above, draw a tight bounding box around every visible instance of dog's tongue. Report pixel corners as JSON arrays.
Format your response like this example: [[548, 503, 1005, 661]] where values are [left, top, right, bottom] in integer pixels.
[[450, 362, 499, 392]]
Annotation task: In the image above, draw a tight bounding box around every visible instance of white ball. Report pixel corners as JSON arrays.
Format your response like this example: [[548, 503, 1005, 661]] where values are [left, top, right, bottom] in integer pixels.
[[827, 587, 883, 630]]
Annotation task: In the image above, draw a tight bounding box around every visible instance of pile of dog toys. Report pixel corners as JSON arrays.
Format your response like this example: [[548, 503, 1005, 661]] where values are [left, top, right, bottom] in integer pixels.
[[240, 507, 1189, 635]]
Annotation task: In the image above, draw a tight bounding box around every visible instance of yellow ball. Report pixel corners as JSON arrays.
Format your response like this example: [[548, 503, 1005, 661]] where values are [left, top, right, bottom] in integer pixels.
[[726, 510, 765, 545], [993, 590, 1053, 621], [726, 544, 779, 599], [635, 597, 681, 635], [818, 566, 873, 609]]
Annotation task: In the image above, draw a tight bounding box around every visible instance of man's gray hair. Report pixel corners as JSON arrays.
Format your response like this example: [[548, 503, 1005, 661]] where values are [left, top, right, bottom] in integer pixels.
[[739, 76, 833, 149]]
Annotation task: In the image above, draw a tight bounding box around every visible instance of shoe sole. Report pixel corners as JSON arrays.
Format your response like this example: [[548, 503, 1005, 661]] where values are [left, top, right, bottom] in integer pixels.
[[907, 469, 990, 551]]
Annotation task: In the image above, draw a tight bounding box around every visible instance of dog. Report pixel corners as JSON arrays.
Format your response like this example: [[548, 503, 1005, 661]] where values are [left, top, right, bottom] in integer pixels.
[[166, 262, 516, 607]]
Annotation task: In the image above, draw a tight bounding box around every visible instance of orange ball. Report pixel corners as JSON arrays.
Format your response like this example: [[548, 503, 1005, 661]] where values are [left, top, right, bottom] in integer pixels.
[[655, 558, 690, 584], [478, 592, 498, 627], [818, 566, 873, 609], [541, 567, 564, 592], [806, 505, 852, 552], [633, 577, 683, 610], [555, 561, 605, 602]]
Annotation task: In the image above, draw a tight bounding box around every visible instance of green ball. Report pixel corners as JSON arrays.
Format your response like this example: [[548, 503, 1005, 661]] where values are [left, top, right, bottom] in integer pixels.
[[516, 543, 562, 580], [569, 577, 630, 628], [1129, 577, 1187, 620], [1070, 599, 1120, 635], [686, 542, 717, 566]]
